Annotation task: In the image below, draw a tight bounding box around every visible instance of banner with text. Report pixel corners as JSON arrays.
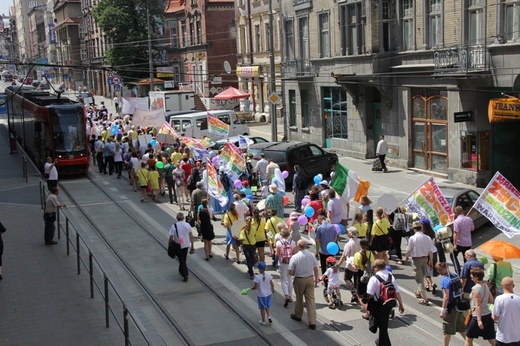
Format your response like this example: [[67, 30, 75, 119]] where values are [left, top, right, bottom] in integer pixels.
[[208, 112, 229, 138], [207, 162, 228, 207], [473, 171, 520, 238], [403, 176, 454, 227], [158, 121, 179, 138], [220, 142, 246, 181]]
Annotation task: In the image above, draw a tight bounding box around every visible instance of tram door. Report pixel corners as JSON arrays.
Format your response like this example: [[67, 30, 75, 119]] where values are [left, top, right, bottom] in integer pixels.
[[412, 96, 448, 173]]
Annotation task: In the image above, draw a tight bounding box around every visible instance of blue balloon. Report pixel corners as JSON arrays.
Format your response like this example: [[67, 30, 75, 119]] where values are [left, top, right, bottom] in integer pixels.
[[197, 204, 203, 212], [313, 175, 322, 185], [246, 194, 253, 201], [327, 242, 339, 255], [150, 140, 157, 146], [433, 224, 444, 232], [304, 206, 314, 218], [338, 224, 346, 234]]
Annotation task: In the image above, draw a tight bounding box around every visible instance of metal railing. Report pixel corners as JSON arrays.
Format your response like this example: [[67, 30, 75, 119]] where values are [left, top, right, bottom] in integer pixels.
[[281, 59, 320, 79], [40, 181, 151, 346], [433, 44, 488, 73]]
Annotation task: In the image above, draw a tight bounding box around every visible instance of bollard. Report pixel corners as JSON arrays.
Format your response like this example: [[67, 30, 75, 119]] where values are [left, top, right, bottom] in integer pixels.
[[10, 134, 17, 154]]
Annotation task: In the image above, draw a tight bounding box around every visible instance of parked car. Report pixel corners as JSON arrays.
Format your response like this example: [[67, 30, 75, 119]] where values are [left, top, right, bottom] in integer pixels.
[[2, 71, 13, 82], [32, 80, 40, 88], [211, 135, 269, 150], [247, 141, 338, 187], [439, 186, 488, 229], [39, 81, 51, 90], [77, 92, 95, 105]]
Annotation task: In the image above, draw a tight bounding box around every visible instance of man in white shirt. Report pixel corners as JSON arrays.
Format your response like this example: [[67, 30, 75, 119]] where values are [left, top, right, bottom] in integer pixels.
[[43, 156, 59, 190], [265, 158, 280, 183], [255, 153, 268, 182], [168, 212, 195, 282], [405, 221, 435, 305], [376, 135, 389, 173], [233, 194, 249, 220], [492, 277, 520, 345]]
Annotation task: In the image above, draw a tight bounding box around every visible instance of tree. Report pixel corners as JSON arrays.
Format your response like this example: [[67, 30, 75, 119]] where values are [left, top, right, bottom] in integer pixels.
[[92, 0, 164, 86]]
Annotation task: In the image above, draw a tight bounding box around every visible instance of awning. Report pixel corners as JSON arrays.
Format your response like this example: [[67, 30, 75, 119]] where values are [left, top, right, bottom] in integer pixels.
[[488, 97, 520, 123], [236, 66, 260, 78]]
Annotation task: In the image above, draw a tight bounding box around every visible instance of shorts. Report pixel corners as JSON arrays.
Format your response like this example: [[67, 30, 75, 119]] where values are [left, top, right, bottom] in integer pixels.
[[140, 185, 147, 190], [443, 309, 467, 335], [255, 240, 266, 248], [466, 314, 496, 340], [327, 284, 339, 295], [257, 295, 272, 309], [225, 228, 237, 246]]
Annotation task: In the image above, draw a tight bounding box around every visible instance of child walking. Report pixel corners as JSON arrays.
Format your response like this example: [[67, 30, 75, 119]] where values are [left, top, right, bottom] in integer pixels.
[[251, 262, 274, 325], [322, 256, 342, 309]]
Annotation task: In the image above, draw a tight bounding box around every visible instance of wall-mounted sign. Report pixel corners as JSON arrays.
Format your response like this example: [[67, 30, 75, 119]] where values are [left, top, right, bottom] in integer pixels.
[[488, 97, 520, 123], [236, 66, 260, 78], [454, 111, 473, 123]]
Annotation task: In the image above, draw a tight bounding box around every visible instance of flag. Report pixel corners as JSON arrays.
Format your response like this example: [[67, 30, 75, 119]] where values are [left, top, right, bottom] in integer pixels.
[[331, 163, 370, 203], [403, 176, 454, 227], [158, 121, 179, 138], [220, 142, 246, 181], [208, 112, 229, 138], [191, 147, 209, 161], [238, 135, 254, 149], [207, 162, 228, 207], [473, 171, 520, 238], [182, 136, 206, 150]]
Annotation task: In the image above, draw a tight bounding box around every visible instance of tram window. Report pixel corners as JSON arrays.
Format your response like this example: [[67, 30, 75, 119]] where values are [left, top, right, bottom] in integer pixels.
[[461, 131, 489, 171], [50, 107, 86, 152]]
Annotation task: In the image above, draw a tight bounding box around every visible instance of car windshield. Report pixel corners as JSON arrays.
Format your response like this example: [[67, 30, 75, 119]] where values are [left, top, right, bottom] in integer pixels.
[[50, 105, 86, 153], [247, 148, 264, 158], [444, 196, 453, 205]]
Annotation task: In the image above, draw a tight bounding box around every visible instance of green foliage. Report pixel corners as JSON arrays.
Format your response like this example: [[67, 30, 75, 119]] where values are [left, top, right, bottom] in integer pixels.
[[92, 0, 164, 85]]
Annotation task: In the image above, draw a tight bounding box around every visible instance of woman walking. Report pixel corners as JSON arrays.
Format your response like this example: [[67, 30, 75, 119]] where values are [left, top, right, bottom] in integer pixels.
[[222, 203, 241, 263], [275, 229, 297, 307], [113, 142, 123, 179], [465, 267, 495, 346], [252, 209, 267, 262], [352, 239, 376, 318], [239, 217, 258, 279], [370, 208, 391, 265], [198, 199, 215, 261]]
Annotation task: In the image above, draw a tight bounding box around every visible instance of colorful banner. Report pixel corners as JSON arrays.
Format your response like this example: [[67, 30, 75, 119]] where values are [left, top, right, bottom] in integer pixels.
[[208, 112, 229, 138], [207, 162, 228, 207], [182, 136, 206, 150], [473, 172, 520, 238], [220, 142, 246, 180], [403, 176, 454, 227], [158, 121, 179, 138]]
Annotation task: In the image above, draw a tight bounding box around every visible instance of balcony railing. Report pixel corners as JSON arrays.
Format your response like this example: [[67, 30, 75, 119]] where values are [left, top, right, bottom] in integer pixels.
[[433, 44, 488, 73], [281, 59, 319, 79], [293, 0, 312, 11]]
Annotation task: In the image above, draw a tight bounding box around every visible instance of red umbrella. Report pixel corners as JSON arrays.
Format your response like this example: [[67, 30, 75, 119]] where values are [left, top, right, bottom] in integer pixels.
[[214, 87, 250, 101]]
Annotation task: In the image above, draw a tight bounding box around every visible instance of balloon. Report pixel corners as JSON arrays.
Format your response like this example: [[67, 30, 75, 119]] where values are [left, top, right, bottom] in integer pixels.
[[479, 257, 489, 265], [283, 195, 289, 206], [156, 161, 164, 169], [166, 147, 171, 152], [338, 224, 346, 234], [433, 224, 444, 232], [282, 170, 289, 179], [234, 179, 242, 188], [313, 175, 322, 185], [334, 224, 340, 234], [301, 198, 309, 206], [318, 174, 323, 180], [246, 194, 253, 201], [211, 157, 218, 165], [327, 242, 339, 255], [150, 140, 157, 146], [298, 215, 308, 226], [304, 206, 314, 218], [197, 204, 203, 212]]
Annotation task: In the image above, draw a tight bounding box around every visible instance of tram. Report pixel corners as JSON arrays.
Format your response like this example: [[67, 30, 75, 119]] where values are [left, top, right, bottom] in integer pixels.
[[6, 85, 90, 174]]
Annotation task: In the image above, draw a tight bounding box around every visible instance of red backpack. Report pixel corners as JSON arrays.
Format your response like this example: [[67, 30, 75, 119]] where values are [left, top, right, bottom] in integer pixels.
[[376, 274, 397, 307]]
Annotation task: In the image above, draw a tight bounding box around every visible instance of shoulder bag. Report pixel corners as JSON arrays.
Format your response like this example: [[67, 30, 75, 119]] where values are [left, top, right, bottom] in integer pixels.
[[486, 263, 497, 296], [186, 212, 195, 227], [360, 251, 374, 284], [377, 221, 393, 246], [167, 224, 182, 259]]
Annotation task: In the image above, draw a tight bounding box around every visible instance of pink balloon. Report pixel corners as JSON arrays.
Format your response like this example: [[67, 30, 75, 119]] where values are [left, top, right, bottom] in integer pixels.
[[301, 198, 309, 206], [282, 170, 289, 179], [234, 179, 242, 188], [297, 215, 308, 226], [211, 157, 218, 165], [334, 224, 341, 234]]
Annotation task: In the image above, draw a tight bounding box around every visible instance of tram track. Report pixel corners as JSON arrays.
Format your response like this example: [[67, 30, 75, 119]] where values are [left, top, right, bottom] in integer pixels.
[[59, 173, 276, 346]]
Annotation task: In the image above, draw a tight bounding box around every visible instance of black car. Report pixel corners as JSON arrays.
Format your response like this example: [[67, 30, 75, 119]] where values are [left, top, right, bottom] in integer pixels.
[[77, 92, 95, 105], [247, 141, 338, 186]]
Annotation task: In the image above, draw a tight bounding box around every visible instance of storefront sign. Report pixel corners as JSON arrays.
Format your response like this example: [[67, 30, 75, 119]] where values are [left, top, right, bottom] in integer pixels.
[[236, 66, 260, 78], [454, 111, 473, 122], [488, 97, 520, 123]]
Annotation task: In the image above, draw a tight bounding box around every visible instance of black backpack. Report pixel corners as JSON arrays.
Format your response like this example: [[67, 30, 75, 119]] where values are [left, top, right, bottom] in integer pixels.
[[220, 171, 230, 191]]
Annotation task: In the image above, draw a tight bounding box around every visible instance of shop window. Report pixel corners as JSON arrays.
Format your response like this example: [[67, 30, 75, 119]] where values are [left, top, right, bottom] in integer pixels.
[[461, 131, 489, 171]]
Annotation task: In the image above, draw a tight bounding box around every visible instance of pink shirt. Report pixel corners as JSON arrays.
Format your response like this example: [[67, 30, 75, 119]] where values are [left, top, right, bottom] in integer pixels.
[[453, 214, 474, 247]]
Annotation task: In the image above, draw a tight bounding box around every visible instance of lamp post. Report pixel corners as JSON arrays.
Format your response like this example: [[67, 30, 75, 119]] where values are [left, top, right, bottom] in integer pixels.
[[268, 0, 277, 141]]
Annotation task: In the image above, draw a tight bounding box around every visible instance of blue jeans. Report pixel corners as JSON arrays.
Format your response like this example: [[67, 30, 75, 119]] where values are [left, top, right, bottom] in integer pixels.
[[243, 244, 256, 276]]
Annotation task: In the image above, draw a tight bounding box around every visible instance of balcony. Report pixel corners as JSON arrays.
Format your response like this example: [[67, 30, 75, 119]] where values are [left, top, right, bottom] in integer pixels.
[[281, 59, 319, 79], [433, 44, 489, 74], [293, 0, 312, 11]]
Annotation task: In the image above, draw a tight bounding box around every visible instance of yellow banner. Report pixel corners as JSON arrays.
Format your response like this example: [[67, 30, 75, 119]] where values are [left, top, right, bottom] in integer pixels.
[[488, 97, 520, 123], [236, 66, 260, 78]]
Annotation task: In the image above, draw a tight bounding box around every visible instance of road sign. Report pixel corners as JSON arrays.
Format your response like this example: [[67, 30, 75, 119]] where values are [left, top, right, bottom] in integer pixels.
[[112, 76, 121, 85], [107, 78, 112, 85], [268, 92, 280, 105], [114, 84, 121, 92]]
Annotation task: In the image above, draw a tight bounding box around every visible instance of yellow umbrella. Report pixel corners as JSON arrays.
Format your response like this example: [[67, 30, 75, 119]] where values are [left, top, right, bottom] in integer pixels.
[[479, 240, 520, 259]]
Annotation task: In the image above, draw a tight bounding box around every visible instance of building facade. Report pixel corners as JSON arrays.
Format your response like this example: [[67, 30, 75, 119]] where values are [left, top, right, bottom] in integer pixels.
[[281, 0, 520, 188]]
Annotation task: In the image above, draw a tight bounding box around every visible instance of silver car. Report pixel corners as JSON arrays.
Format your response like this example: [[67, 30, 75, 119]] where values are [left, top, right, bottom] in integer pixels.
[[440, 187, 488, 229]]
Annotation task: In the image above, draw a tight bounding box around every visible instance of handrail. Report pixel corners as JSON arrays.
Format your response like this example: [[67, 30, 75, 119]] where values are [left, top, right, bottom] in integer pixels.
[[40, 181, 151, 345]]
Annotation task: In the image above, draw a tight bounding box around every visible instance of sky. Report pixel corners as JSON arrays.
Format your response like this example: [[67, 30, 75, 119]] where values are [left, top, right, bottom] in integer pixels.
[[0, 0, 11, 17]]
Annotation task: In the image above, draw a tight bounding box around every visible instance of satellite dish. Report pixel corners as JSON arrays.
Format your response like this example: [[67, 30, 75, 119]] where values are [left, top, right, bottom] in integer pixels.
[[224, 61, 231, 74]]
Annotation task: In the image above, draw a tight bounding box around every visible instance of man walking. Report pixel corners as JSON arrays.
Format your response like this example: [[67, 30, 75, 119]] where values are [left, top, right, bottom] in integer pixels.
[[492, 277, 520, 346], [43, 157, 59, 191], [376, 135, 389, 173], [255, 153, 268, 183], [451, 205, 475, 273], [264, 184, 284, 219], [365, 259, 405, 346], [168, 212, 195, 282], [315, 215, 339, 278], [460, 249, 484, 298], [405, 221, 435, 305], [43, 187, 66, 245], [163, 157, 178, 204], [288, 239, 320, 330], [95, 136, 105, 172]]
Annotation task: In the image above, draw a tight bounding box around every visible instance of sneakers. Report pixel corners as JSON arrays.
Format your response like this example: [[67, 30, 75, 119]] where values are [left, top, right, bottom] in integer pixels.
[[259, 318, 272, 326], [259, 320, 267, 326], [268, 317, 272, 324]]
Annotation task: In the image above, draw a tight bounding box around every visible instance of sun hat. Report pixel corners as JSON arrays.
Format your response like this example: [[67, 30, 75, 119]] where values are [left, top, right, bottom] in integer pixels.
[[290, 212, 299, 220], [347, 227, 359, 237], [269, 184, 278, 193], [257, 262, 267, 270], [412, 221, 422, 229], [320, 180, 328, 186]]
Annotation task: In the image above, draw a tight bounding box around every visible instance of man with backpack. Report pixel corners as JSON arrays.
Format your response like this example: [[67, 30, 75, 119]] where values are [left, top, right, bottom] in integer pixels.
[[365, 259, 405, 346]]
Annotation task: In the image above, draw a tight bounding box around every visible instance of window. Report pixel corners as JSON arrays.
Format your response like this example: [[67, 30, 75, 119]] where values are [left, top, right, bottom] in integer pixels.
[[289, 90, 296, 126], [173, 62, 181, 86], [503, 0, 519, 42], [254, 24, 261, 52], [265, 22, 270, 51], [196, 15, 202, 44], [340, 2, 364, 55], [170, 20, 178, 48], [196, 118, 208, 130], [318, 13, 330, 58], [461, 131, 489, 171], [323, 87, 348, 139], [180, 20, 187, 47], [298, 16, 309, 60], [468, 0, 485, 45], [285, 19, 295, 60], [301, 89, 309, 128], [401, 0, 414, 50], [428, 0, 442, 47], [189, 16, 195, 46], [239, 26, 247, 54], [382, 0, 395, 51]]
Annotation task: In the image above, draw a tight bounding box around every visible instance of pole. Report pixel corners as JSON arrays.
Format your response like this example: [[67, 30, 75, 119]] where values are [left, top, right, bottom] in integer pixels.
[[268, 0, 277, 142], [246, 0, 255, 112], [147, 5, 154, 91]]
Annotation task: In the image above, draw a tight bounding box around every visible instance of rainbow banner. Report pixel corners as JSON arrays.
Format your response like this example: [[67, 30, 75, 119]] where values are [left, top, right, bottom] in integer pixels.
[[473, 172, 520, 238], [207, 162, 228, 207], [403, 176, 454, 227], [158, 121, 179, 138], [183, 136, 206, 150], [220, 142, 246, 180], [208, 112, 229, 138]]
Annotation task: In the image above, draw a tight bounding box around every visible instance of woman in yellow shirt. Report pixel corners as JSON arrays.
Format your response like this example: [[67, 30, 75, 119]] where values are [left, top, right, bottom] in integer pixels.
[[264, 209, 283, 266], [370, 207, 391, 265], [252, 209, 267, 262], [148, 165, 160, 203], [239, 217, 258, 279], [222, 203, 240, 263], [137, 162, 149, 203], [352, 213, 368, 239], [353, 239, 376, 317]]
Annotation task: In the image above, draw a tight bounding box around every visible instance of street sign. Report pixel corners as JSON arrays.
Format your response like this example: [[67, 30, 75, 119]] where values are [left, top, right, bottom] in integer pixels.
[[268, 92, 280, 105], [114, 84, 121, 92], [112, 76, 121, 85], [107, 77, 112, 85], [64, 74, 70, 80]]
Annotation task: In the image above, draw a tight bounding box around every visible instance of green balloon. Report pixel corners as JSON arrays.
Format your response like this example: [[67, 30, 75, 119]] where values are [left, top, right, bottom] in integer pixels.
[[156, 161, 164, 169]]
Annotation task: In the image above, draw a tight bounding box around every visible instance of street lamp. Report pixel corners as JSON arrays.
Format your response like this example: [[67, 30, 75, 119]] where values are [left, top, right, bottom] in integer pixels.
[[268, 0, 277, 141]]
